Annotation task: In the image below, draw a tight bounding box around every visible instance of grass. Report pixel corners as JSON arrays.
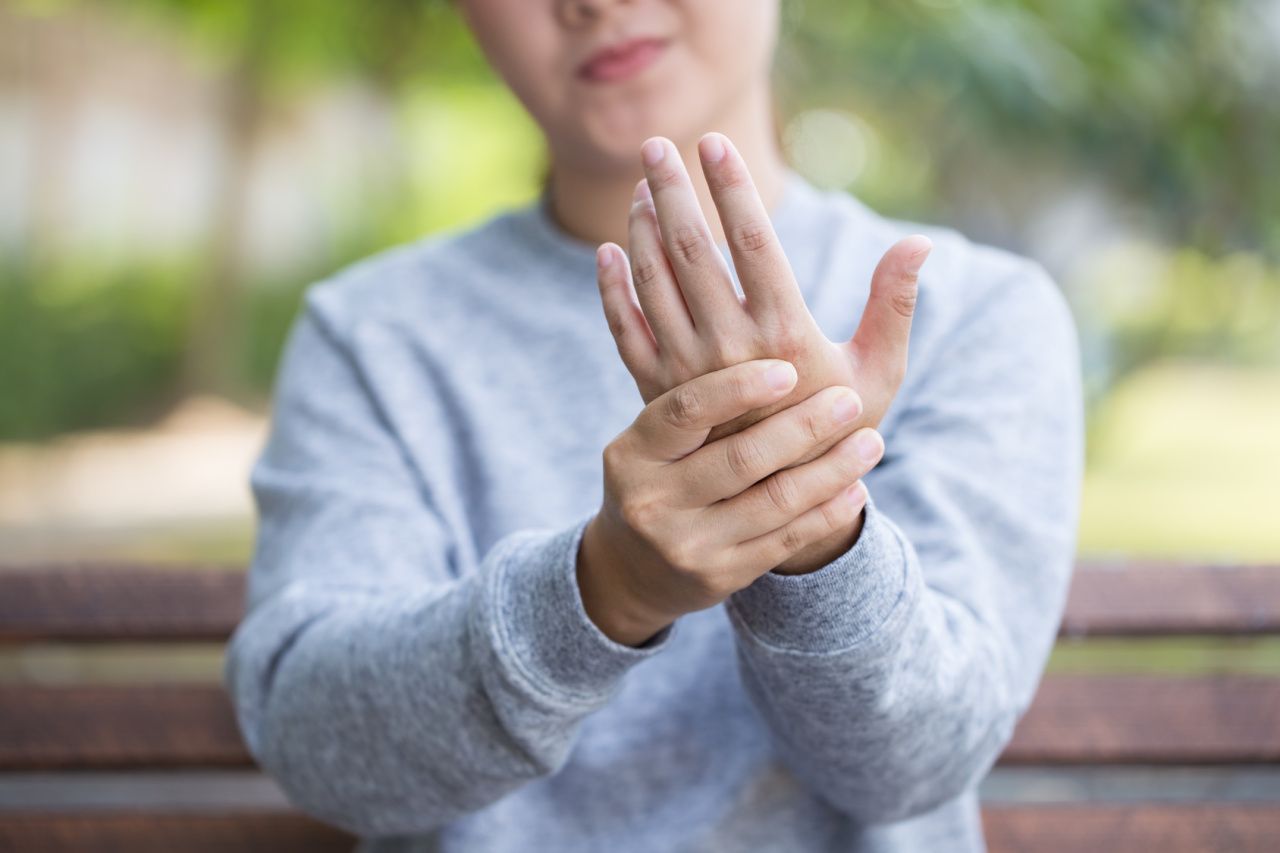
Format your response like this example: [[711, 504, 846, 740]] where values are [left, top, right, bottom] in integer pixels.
[[1078, 360, 1280, 563], [1047, 637, 1280, 676]]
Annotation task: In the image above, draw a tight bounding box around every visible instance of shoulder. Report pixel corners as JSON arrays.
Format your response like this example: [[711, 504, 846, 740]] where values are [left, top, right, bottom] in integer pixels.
[[831, 190, 1067, 327], [817, 190, 1077, 366], [298, 207, 531, 343]]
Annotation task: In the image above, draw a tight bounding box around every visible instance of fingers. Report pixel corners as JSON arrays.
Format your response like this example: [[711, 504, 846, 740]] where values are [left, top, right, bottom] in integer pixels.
[[707, 426, 883, 545], [729, 479, 871, 578], [697, 131, 806, 321], [596, 242, 660, 381], [639, 136, 744, 330], [847, 234, 932, 386], [675, 384, 864, 506], [628, 179, 697, 351], [631, 359, 799, 462]]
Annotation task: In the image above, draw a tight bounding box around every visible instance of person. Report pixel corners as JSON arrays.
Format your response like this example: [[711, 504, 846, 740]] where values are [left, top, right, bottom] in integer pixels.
[[224, 0, 1084, 850]]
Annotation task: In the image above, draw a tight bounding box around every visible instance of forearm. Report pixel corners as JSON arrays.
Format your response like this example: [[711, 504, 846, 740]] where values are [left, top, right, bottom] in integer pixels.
[[723, 502, 1070, 824], [226, 513, 674, 836]]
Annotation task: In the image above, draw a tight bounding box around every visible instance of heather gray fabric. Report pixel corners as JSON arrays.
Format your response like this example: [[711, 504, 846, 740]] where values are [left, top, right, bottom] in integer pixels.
[[225, 168, 1084, 852]]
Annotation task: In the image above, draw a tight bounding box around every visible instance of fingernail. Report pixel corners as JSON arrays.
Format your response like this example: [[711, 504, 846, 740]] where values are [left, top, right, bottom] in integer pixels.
[[700, 133, 726, 163], [597, 244, 613, 269], [832, 391, 862, 422], [763, 362, 796, 391], [855, 429, 882, 462], [845, 481, 867, 507], [632, 179, 651, 203], [905, 235, 933, 274], [642, 138, 666, 167]]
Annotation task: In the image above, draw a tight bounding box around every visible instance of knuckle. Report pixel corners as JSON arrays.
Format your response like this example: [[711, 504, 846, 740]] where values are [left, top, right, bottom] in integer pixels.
[[659, 540, 690, 572], [836, 439, 868, 477], [724, 434, 768, 481], [632, 255, 664, 289], [818, 498, 848, 533], [669, 225, 709, 266], [728, 368, 760, 405], [700, 571, 736, 602], [602, 438, 626, 474], [665, 385, 704, 429], [729, 219, 774, 255], [619, 494, 659, 531], [668, 552, 730, 599], [819, 499, 849, 532], [779, 522, 807, 556], [763, 472, 801, 516], [715, 166, 751, 192], [709, 334, 752, 367], [650, 168, 683, 192], [890, 284, 918, 319], [605, 308, 628, 340], [799, 405, 827, 445], [685, 573, 724, 604], [753, 319, 804, 360]]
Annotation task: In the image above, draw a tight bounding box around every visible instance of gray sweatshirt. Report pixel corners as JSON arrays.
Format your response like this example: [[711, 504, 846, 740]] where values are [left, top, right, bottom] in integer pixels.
[[225, 168, 1084, 852]]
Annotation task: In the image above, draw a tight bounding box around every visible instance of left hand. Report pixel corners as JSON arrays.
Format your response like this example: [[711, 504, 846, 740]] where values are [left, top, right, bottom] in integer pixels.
[[594, 132, 932, 572]]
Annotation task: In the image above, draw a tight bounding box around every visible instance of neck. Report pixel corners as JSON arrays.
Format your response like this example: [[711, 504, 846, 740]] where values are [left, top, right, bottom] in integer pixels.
[[543, 83, 789, 250]]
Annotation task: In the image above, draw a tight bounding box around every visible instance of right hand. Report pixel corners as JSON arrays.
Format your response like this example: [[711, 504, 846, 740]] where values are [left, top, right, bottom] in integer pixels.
[[577, 358, 883, 647]]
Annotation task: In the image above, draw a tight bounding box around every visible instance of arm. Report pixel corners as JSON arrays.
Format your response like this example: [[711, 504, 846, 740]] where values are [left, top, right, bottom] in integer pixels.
[[722, 262, 1084, 824], [223, 291, 675, 837]]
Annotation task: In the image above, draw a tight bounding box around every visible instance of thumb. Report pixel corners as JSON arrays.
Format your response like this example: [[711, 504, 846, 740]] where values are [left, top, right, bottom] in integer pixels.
[[847, 234, 932, 381]]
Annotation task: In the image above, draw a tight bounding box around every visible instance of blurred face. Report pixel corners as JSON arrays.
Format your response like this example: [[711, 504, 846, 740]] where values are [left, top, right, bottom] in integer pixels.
[[456, 0, 780, 173]]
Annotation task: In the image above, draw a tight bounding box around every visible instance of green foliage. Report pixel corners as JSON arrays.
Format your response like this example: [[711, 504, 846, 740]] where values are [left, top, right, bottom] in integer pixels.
[[5, 0, 1278, 441], [0, 260, 188, 439], [92, 0, 483, 94], [779, 0, 1279, 258]]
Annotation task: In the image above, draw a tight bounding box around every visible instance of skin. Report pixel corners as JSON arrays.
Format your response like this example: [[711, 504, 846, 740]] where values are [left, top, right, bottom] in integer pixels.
[[457, 0, 931, 646]]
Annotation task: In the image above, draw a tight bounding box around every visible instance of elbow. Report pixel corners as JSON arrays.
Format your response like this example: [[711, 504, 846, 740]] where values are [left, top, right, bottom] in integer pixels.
[[224, 616, 450, 838], [831, 708, 1019, 826], [261, 745, 441, 838], [245, 687, 463, 838]]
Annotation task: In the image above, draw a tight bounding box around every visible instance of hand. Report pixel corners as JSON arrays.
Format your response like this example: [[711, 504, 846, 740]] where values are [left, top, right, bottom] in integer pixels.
[[595, 132, 930, 570], [577, 359, 883, 647]]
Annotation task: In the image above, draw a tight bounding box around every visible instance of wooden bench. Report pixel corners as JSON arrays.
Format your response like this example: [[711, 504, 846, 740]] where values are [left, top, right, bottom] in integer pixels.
[[2, 562, 1278, 851]]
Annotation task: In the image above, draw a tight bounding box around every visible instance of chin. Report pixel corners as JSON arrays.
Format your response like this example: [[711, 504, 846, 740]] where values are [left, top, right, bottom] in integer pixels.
[[570, 109, 707, 168]]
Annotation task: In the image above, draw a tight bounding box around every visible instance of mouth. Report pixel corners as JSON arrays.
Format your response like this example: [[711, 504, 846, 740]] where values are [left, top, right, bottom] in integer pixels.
[[576, 37, 670, 84]]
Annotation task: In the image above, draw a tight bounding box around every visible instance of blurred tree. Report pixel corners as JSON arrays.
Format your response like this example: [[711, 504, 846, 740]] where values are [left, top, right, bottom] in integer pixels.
[[775, 0, 1280, 397], [779, 0, 1279, 259], [3, 0, 1277, 438], [77, 0, 480, 393]]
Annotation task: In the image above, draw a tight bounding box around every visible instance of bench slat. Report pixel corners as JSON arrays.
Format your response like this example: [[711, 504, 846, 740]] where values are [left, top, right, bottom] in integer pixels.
[[3, 676, 1278, 770], [0, 566, 244, 642], [0, 813, 354, 852], [2, 562, 1279, 642], [1062, 563, 1280, 636], [982, 805, 1280, 853], [1001, 675, 1280, 764], [0, 686, 248, 769], [1, 806, 1278, 853]]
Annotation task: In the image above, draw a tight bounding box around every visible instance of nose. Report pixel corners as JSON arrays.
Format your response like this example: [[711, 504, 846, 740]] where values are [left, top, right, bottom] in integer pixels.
[[556, 0, 627, 28]]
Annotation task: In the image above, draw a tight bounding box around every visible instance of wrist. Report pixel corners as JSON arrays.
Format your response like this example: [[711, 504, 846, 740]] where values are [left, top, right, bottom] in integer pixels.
[[577, 516, 676, 647]]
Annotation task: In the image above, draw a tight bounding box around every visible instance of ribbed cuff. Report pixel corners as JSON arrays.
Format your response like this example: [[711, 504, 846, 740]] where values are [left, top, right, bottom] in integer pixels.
[[483, 510, 677, 706], [724, 496, 916, 654]]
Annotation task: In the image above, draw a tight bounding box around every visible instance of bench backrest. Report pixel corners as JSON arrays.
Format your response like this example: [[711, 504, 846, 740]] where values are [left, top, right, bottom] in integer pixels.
[[2, 562, 1278, 851]]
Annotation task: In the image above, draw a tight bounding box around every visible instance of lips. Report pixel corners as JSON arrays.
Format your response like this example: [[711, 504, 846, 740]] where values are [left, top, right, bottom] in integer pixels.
[[577, 37, 669, 83]]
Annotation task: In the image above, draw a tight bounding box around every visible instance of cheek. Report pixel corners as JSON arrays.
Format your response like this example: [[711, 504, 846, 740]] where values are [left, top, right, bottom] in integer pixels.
[[464, 4, 566, 121], [680, 0, 779, 80]]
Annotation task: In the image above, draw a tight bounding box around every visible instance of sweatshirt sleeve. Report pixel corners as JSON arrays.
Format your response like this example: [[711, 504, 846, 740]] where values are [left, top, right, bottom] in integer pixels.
[[223, 290, 676, 837], [722, 258, 1084, 824]]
